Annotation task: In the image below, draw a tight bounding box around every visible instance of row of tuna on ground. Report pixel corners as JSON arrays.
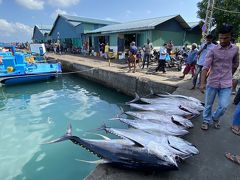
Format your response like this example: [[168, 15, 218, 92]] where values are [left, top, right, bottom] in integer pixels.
[[46, 92, 204, 170]]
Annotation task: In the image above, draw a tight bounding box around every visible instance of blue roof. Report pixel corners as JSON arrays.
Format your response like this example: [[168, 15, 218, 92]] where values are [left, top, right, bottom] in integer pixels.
[[68, 21, 81, 27], [61, 14, 118, 26], [88, 15, 190, 34], [35, 25, 52, 34], [49, 14, 119, 35]]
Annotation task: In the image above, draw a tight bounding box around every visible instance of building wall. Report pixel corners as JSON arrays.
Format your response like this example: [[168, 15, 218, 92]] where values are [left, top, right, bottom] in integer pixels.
[[32, 28, 44, 43], [109, 34, 118, 52], [51, 17, 81, 40], [153, 19, 186, 46], [185, 28, 202, 45], [83, 23, 106, 34], [86, 19, 202, 54], [137, 31, 151, 47]]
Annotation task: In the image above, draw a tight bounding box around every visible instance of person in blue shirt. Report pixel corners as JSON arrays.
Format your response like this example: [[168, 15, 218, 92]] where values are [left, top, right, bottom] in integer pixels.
[[155, 43, 167, 73], [180, 43, 198, 79], [191, 34, 216, 89], [128, 41, 138, 73]]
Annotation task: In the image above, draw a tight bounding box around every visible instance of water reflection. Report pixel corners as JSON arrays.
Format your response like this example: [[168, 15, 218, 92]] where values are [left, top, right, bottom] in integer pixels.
[[0, 75, 131, 180]]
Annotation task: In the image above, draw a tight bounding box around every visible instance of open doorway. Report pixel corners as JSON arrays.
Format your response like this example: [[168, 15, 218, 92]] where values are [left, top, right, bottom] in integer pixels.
[[124, 33, 136, 50], [98, 36, 105, 53]]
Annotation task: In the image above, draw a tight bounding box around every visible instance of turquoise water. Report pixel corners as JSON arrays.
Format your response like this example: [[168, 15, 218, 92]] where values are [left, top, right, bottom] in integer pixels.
[[0, 75, 130, 180]]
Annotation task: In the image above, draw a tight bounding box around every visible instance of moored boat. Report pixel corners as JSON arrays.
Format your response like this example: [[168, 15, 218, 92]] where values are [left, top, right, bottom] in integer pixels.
[[0, 52, 61, 85]]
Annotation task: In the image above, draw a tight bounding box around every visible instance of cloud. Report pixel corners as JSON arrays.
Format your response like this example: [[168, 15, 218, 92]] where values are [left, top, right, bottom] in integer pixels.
[[51, 8, 77, 19], [15, 0, 44, 10], [105, 17, 115, 21], [48, 0, 80, 8], [0, 19, 33, 42]]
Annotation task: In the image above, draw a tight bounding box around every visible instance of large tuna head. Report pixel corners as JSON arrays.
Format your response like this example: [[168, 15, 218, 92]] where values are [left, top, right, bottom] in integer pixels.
[[147, 141, 178, 168]]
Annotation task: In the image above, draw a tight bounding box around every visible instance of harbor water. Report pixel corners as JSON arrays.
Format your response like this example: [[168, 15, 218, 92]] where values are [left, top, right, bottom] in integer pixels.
[[0, 75, 130, 180]]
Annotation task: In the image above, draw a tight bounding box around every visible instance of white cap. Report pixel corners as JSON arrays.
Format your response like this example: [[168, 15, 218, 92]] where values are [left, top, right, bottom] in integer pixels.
[[192, 43, 197, 47]]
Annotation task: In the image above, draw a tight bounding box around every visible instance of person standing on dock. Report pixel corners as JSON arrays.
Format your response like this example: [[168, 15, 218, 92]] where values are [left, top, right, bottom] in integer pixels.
[[104, 43, 109, 59], [128, 41, 138, 73], [179, 43, 198, 79], [142, 39, 153, 69], [191, 34, 216, 89], [200, 24, 239, 130], [155, 43, 167, 73]]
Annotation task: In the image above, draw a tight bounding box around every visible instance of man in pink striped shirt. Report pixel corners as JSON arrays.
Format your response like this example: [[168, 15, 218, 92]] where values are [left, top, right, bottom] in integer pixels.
[[200, 25, 239, 130]]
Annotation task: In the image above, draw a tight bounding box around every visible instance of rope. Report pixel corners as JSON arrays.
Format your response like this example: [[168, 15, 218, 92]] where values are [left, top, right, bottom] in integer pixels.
[[214, 7, 240, 14], [0, 64, 110, 82]]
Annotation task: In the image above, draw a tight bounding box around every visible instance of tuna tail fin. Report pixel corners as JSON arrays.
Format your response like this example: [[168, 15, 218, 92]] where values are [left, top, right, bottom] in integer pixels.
[[43, 124, 72, 144], [125, 92, 140, 104], [115, 107, 125, 118], [145, 88, 155, 97]]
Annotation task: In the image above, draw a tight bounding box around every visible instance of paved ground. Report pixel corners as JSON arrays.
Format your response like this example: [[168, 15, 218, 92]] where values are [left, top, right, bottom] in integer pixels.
[[47, 53, 240, 180]]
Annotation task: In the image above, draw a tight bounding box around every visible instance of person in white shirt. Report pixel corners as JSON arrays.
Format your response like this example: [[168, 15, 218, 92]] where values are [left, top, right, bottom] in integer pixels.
[[191, 34, 216, 89], [155, 43, 167, 73]]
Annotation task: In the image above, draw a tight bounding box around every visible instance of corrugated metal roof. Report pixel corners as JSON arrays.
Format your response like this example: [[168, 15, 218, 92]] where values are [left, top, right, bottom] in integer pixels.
[[88, 15, 190, 34], [49, 14, 119, 35], [68, 21, 82, 27], [35, 25, 52, 35], [61, 14, 119, 25]]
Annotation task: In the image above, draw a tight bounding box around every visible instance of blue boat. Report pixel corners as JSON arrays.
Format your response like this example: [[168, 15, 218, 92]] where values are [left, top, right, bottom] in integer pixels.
[[0, 51, 62, 85]]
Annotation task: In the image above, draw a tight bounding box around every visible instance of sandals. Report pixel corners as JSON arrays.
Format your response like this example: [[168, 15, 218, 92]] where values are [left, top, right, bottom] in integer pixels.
[[231, 127, 240, 136], [213, 120, 220, 129], [201, 122, 209, 130], [225, 153, 240, 165]]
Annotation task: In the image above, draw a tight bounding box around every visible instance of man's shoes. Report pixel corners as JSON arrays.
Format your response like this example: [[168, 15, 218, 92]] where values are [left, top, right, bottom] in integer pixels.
[[179, 76, 184, 79], [190, 86, 195, 90]]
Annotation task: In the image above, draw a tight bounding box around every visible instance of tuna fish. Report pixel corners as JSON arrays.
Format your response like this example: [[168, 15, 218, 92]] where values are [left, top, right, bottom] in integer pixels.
[[124, 111, 193, 128], [45, 124, 178, 170], [128, 103, 196, 116], [102, 127, 199, 159], [112, 117, 189, 136]]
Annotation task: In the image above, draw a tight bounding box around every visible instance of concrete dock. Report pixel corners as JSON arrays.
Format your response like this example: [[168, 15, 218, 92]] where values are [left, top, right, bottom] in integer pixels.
[[47, 53, 240, 180]]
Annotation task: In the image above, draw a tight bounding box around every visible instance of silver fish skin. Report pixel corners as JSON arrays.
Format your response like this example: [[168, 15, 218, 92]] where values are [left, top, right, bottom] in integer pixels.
[[129, 103, 193, 116], [125, 111, 194, 128], [156, 94, 202, 105], [113, 117, 189, 136], [167, 136, 199, 156], [140, 97, 204, 112], [105, 128, 198, 159]]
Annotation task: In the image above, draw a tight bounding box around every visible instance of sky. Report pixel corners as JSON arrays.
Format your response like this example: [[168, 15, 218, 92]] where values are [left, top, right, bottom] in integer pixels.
[[0, 0, 201, 42]]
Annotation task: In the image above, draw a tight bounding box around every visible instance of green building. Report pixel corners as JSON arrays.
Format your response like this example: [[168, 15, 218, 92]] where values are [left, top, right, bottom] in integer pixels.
[[87, 15, 202, 55]]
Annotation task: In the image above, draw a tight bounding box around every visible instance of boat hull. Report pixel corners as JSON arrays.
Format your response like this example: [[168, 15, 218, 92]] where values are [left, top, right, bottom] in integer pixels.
[[0, 73, 60, 85]]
